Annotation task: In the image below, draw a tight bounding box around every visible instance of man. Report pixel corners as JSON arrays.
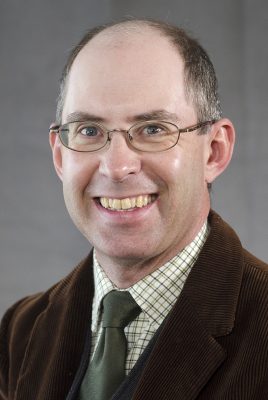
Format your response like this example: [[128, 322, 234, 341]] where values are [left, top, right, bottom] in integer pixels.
[[0, 18, 268, 400]]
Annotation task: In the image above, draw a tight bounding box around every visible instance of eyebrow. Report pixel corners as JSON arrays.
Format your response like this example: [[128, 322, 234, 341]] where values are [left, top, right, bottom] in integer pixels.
[[65, 112, 105, 124], [64, 109, 180, 125], [128, 110, 179, 123]]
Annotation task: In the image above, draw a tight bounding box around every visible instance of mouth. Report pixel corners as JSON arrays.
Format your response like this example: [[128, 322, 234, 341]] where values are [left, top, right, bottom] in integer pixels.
[[97, 194, 157, 211]]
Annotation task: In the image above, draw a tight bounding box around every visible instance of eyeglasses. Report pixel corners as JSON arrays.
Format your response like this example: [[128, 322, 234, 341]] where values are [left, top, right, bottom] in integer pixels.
[[50, 119, 216, 153]]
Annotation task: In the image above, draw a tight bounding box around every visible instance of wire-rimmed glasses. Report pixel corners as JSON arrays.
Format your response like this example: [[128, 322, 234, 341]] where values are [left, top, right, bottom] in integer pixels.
[[49, 119, 216, 153]]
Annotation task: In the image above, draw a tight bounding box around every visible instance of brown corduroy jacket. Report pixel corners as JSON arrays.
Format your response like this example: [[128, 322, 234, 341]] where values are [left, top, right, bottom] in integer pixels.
[[1, 211, 268, 399]]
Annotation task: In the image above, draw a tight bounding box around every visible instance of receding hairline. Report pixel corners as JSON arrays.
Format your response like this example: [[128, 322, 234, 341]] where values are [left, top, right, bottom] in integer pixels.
[[58, 20, 191, 120], [84, 18, 185, 40], [70, 20, 187, 67], [64, 18, 196, 75], [56, 18, 222, 123], [82, 19, 176, 43]]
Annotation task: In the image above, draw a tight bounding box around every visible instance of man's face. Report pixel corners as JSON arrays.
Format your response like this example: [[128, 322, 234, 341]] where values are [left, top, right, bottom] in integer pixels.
[[52, 28, 213, 272]]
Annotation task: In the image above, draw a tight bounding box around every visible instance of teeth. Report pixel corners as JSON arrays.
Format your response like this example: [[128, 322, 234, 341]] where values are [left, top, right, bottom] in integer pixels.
[[121, 198, 132, 210], [112, 199, 121, 209], [136, 195, 143, 208], [99, 195, 155, 211], [101, 197, 109, 208], [143, 196, 148, 206], [130, 197, 136, 208]]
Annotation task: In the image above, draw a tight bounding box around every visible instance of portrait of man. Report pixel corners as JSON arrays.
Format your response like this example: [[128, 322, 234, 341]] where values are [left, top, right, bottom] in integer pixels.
[[0, 18, 267, 400]]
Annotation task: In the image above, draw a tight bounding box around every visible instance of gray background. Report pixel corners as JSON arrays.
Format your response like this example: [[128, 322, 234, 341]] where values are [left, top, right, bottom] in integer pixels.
[[1, 0, 267, 318]]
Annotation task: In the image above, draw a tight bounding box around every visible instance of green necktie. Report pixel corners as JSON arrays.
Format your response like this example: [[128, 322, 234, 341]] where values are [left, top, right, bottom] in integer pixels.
[[80, 290, 141, 400]]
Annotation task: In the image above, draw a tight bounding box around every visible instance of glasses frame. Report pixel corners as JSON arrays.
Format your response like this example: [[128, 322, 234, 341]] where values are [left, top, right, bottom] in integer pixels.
[[49, 119, 216, 153]]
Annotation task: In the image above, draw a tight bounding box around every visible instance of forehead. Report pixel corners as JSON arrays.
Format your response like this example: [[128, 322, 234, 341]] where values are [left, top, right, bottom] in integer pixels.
[[63, 26, 194, 122]]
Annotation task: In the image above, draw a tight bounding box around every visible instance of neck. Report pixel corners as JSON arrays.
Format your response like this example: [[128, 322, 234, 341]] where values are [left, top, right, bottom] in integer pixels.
[[95, 213, 209, 288]]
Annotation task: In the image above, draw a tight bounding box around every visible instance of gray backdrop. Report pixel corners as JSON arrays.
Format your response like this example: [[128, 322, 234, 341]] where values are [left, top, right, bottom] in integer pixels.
[[1, 0, 267, 318]]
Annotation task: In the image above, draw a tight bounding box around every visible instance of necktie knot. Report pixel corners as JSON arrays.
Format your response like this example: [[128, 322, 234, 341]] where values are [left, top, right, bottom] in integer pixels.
[[102, 290, 141, 328]]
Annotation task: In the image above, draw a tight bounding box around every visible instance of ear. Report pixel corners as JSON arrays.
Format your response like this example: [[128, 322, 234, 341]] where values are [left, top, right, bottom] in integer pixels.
[[49, 123, 63, 181], [205, 118, 235, 184]]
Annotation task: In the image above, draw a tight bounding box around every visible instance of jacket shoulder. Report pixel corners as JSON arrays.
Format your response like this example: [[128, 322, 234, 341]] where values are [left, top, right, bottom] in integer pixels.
[[0, 253, 93, 398], [243, 247, 268, 274], [241, 248, 268, 309], [0, 292, 47, 398]]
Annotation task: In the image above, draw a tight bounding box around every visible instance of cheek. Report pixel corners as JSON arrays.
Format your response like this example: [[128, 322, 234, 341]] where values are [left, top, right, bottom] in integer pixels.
[[60, 154, 99, 221], [61, 152, 96, 191], [154, 149, 182, 175], [155, 151, 185, 190], [159, 147, 206, 199], [61, 155, 97, 233], [168, 156, 182, 174]]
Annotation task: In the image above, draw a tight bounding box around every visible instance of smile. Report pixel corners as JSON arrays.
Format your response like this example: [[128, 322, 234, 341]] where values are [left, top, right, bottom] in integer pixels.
[[98, 194, 157, 211]]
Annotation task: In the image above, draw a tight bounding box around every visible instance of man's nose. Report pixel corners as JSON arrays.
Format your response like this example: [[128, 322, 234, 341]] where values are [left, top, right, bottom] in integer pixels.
[[98, 132, 141, 182]]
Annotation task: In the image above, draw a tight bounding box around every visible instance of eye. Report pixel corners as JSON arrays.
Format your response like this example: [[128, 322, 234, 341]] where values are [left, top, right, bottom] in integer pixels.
[[142, 123, 168, 136], [145, 125, 163, 135], [79, 125, 100, 137]]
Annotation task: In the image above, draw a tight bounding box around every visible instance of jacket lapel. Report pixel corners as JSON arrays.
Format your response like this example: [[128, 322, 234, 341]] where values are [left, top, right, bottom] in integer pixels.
[[133, 211, 244, 399], [15, 252, 95, 400], [133, 293, 226, 400]]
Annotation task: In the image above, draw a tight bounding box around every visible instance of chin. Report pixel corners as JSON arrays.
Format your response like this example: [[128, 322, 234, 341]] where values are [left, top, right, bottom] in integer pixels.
[[95, 244, 155, 264]]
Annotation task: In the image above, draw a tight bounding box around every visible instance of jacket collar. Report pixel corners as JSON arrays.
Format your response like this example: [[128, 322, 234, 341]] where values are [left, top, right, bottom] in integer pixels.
[[182, 210, 244, 336]]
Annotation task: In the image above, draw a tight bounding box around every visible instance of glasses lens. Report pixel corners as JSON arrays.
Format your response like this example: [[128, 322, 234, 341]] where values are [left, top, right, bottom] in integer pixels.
[[59, 121, 107, 152], [129, 121, 179, 151]]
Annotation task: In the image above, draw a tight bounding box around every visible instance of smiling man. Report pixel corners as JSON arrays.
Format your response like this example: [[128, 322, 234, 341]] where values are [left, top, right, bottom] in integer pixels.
[[1, 19, 268, 400]]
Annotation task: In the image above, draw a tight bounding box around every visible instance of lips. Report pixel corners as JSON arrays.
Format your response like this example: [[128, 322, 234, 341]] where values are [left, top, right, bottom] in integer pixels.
[[98, 194, 157, 211]]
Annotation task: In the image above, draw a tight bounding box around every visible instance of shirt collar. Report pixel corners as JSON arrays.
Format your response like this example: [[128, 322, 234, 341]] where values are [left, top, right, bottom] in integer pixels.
[[92, 221, 209, 331]]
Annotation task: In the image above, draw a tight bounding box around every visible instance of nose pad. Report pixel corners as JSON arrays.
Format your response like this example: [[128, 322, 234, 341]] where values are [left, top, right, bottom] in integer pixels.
[[99, 131, 141, 181], [106, 129, 128, 143]]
